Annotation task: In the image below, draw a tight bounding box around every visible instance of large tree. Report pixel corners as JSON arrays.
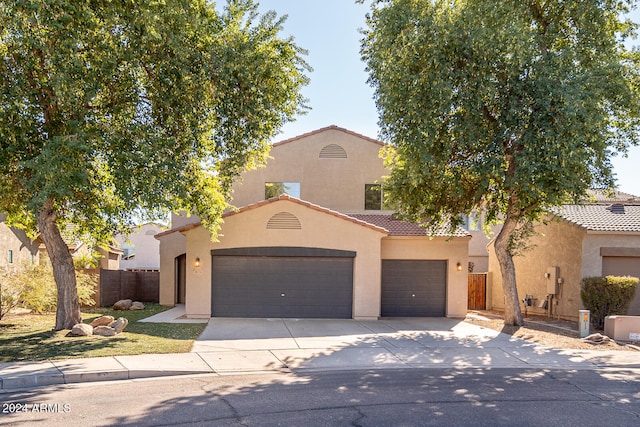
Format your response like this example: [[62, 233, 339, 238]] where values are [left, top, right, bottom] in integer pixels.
[[0, 0, 309, 330], [362, 0, 640, 325]]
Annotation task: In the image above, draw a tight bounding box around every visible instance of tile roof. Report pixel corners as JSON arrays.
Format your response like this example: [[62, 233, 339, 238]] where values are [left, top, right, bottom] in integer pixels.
[[585, 189, 640, 204], [552, 204, 640, 232], [226, 195, 389, 234], [155, 195, 390, 238], [272, 125, 384, 148], [348, 214, 470, 237]]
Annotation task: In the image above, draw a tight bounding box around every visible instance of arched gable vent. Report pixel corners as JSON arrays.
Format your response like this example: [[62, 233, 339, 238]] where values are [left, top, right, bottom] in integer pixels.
[[267, 212, 302, 230], [319, 144, 347, 159]]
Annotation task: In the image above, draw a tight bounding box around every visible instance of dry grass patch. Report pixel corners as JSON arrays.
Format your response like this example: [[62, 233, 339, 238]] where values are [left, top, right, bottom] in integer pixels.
[[466, 311, 638, 351]]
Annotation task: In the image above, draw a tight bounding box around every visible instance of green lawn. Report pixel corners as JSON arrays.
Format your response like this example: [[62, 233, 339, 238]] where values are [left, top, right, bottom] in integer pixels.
[[0, 305, 208, 363]]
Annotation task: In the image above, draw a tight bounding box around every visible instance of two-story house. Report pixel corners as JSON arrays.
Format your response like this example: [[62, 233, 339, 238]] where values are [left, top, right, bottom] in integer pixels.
[[156, 126, 470, 320]]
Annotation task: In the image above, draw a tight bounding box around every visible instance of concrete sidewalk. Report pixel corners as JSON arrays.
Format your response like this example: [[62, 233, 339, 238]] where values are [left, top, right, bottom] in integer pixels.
[[1, 311, 639, 391]]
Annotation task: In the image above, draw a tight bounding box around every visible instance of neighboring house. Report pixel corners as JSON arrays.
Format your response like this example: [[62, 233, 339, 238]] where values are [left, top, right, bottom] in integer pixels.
[[462, 190, 640, 274], [115, 222, 164, 271], [488, 194, 640, 320], [0, 213, 40, 272], [156, 125, 471, 319], [38, 224, 123, 270]]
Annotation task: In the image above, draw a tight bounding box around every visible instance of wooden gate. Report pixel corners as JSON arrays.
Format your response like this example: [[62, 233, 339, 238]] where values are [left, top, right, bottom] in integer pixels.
[[468, 273, 487, 310]]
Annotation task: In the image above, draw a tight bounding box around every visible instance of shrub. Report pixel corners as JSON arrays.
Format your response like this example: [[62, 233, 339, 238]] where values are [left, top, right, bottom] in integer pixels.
[[0, 268, 27, 319], [581, 276, 639, 329], [1, 263, 96, 315]]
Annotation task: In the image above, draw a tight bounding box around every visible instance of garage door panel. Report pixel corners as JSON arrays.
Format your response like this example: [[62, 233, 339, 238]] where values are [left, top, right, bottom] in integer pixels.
[[381, 260, 446, 317], [212, 253, 353, 318]]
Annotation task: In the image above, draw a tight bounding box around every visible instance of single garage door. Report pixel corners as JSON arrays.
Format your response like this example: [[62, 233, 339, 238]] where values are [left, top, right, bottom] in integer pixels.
[[381, 260, 447, 317], [602, 256, 640, 315], [211, 247, 354, 318]]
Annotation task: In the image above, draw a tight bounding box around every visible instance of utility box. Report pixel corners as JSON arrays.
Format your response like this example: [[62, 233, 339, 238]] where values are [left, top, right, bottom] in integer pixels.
[[604, 316, 640, 342], [546, 266, 559, 295], [579, 310, 590, 338]]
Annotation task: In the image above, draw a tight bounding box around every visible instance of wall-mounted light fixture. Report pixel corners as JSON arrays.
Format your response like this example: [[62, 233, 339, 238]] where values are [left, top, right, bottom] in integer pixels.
[[194, 257, 201, 268], [456, 262, 462, 272]]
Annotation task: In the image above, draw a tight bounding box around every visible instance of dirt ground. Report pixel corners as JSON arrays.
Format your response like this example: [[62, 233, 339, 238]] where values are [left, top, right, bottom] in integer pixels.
[[465, 310, 640, 351]]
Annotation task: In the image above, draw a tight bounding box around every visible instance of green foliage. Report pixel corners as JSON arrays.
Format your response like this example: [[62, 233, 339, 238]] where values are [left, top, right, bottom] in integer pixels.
[[581, 276, 639, 328], [0, 0, 309, 238], [73, 251, 101, 269], [0, 0, 309, 239], [362, 0, 640, 233], [0, 269, 25, 320], [0, 0, 308, 327], [362, 0, 640, 326], [1, 263, 96, 314]]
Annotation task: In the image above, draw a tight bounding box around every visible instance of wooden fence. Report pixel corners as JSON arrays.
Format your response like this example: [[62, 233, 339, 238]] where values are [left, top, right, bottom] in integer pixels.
[[95, 269, 159, 307], [468, 273, 487, 310]]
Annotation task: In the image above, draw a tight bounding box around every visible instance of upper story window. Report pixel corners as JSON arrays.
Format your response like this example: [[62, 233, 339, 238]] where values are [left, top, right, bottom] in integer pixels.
[[265, 182, 300, 199], [461, 211, 482, 231], [365, 184, 389, 210], [7, 249, 13, 264]]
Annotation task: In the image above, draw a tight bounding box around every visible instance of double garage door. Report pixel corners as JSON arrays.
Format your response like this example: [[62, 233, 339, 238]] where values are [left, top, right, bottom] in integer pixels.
[[211, 248, 448, 318], [211, 247, 354, 318]]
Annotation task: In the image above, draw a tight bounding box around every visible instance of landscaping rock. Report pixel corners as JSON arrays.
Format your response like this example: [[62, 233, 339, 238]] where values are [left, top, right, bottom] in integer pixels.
[[93, 326, 117, 337], [130, 301, 145, 311], [113, 299, 133, 310], [583, 333, 612, 344], [109, 317, 129, 334], [90, 315, 115, 328], [71, 323, 93, 337]]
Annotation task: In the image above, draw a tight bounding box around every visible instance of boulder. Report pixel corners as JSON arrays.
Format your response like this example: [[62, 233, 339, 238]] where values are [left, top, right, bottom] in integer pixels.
[[582, 333, 612, 344], [109, 317, 129, 334], [71, 323, 93, 337], [90, 315, 115, 328], [130, 301, 145, 311], [113, 299, 133, 310], [93, 326, 117, 337]]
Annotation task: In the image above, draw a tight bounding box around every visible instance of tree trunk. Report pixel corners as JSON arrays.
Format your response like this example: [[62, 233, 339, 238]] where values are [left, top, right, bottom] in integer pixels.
[[38, 200, 81, 330], [494, 214, 524, 326]]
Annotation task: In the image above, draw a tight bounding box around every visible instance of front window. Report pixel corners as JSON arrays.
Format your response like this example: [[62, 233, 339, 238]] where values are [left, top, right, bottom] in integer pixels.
[[7, 249, 13, 264], [265, 182, 300, 199]]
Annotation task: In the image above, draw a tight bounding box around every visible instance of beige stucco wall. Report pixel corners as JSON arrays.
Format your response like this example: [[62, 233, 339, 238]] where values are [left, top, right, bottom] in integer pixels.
[[0, 215, 39, 271], [488, 218, 586, 320], [157, 231, 186, 306], [231, 128, 390, 213], [582, 232, 640, 277], [116, 223, 163, 271], [381, 236, 470, 318], [182, 199, 387, 319]]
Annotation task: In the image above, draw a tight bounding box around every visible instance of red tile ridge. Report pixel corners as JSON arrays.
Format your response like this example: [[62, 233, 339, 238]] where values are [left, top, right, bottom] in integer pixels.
[[272, 125, 385, 147], [225, 194, 389, 234], [154, 221, 201, 239], [155, 195, 390, 238]]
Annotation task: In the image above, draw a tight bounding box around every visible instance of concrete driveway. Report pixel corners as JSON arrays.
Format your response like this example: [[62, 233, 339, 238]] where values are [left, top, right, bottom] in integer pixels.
[[190, 317, 620, 373]]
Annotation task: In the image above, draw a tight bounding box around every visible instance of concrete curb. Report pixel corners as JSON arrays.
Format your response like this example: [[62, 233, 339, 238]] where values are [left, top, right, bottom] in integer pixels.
[[2, 347, 639, 392]]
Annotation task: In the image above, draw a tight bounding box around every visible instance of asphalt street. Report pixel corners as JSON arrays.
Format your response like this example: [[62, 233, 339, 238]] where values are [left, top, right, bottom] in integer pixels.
[[1, 367, 639, 426]]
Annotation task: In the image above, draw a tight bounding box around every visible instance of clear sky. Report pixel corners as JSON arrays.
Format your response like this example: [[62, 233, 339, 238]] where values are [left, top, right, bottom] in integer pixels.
[[255, 1, 640, 197]]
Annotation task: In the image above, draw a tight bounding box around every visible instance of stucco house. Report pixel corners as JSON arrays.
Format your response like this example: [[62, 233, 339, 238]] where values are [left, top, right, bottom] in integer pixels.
[[115, 222, 164, 271], [488, 194, 640, 320], [156, 125, 471, 320], [0, 213, 40, 272]]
